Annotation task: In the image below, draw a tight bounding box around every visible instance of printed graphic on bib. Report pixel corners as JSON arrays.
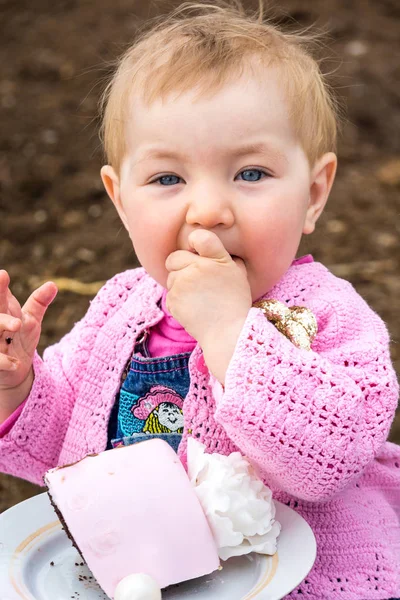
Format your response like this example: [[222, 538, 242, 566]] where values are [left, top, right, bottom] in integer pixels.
[[116, 385, 184, 438], [133, 385, 184, 434], [110, 349, 191, 452]]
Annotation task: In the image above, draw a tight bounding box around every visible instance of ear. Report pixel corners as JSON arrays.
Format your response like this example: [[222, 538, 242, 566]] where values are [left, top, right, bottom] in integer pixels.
[[303, 152, 337, 235], [100, 165, 130, 232]]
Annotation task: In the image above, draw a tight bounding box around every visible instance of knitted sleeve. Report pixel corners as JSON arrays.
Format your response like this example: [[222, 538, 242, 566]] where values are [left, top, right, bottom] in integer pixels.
[[0, 327, 84, 485], [0, 269, 143, 486], [213, 274, 399, 503]]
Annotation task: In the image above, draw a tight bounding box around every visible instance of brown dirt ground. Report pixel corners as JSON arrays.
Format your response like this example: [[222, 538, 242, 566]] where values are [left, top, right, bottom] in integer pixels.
[[0, 0, 399, 512]]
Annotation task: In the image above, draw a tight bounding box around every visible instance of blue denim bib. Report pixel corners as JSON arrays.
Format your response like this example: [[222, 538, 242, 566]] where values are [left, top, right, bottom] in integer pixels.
[[107, 336, 191, 453]]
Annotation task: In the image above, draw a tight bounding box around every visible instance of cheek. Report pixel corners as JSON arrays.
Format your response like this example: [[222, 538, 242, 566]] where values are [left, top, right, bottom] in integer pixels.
[[124, 208, 179, 286], [249, 188, 308, 238], [124, 206, 162, 252], [124, 198, 179, 243], [244, 208, 302, 250], [242, 194, 308, 296]]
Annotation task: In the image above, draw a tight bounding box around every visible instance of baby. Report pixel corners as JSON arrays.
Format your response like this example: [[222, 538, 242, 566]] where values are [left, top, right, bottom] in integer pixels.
[[0, 2, 399, 599]]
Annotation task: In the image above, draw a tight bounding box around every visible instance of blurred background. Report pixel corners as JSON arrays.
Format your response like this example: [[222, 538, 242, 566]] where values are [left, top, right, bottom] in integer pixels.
[[0, 0, 399, 512]]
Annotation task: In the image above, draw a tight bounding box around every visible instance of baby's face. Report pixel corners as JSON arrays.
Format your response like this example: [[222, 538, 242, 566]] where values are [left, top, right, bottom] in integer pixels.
[[105, 70, 333, 299]]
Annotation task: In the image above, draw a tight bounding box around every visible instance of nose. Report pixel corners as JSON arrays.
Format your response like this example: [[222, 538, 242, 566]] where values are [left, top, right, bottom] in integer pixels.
[[185, 183, 235, 229]]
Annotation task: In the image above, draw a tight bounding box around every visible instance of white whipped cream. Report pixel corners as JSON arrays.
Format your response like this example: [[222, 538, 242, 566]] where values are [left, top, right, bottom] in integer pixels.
[[187, 438, 281, 561]]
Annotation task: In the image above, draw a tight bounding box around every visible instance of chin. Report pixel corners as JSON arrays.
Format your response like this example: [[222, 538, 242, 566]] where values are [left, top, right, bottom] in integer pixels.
[[250, 276, 280, 302]]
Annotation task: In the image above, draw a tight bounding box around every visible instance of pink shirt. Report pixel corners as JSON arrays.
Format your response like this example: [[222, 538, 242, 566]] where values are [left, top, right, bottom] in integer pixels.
[[0, 401, 25, 437], [147, 290, 196, 357]]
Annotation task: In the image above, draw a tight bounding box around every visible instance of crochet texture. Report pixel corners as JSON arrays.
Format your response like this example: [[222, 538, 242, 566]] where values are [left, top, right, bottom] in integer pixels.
[[0, 262, 399, 599]]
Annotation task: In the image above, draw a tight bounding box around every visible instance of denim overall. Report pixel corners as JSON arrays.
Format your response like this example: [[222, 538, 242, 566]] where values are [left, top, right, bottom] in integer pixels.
[[107, 332, 191, 453]]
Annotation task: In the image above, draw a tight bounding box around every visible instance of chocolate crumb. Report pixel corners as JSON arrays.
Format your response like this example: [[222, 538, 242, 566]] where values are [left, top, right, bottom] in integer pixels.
[[50, 561, 55, 566]]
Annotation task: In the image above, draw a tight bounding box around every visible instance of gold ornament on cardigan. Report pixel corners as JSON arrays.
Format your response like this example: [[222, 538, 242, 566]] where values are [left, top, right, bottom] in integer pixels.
[[252, 299, 318, 351]]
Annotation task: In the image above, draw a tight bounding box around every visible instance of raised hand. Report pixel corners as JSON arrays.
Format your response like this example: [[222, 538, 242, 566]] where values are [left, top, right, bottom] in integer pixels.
[[165, 230, 251, 371], [0, 270, 57, 412]]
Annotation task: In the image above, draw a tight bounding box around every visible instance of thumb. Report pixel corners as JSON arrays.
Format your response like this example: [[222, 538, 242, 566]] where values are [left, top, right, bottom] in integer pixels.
[[188, 229, 231, 262], [22, 282, 58, 324]]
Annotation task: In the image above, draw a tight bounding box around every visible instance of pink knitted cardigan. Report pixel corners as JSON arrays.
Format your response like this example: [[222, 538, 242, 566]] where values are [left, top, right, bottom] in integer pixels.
[[0, 261, 399, 599]]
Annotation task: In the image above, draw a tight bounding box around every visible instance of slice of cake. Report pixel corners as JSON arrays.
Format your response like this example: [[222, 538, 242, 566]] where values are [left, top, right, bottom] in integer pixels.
[[44, 438, 220, 598]]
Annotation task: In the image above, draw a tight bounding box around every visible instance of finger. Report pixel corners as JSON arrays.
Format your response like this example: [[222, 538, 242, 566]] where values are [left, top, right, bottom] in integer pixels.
[[166, 271, 177, 291], [0, 270, 11, 313], [22, 282, 58, 325], [165, 292, 175, 317], [0, 315, 21, 334], [165, 250, 199, 273], [0, 354, 18, 371], [188, 229, 231, 262]]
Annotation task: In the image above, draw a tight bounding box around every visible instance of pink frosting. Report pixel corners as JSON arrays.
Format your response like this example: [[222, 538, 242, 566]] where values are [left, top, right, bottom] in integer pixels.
[[44, 439, 220, 597]]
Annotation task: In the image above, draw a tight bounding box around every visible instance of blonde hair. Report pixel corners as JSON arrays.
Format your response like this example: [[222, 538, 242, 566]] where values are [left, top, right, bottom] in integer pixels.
[[100, 1, 340, 172]]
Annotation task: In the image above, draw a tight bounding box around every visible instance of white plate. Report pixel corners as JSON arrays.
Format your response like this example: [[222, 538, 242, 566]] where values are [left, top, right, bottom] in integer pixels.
[[0, 493, 316, 600]]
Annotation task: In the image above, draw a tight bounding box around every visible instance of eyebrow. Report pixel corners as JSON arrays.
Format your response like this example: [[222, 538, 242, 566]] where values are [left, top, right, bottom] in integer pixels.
[[229, 142, 287, 162], [134, 142, 288, 166]]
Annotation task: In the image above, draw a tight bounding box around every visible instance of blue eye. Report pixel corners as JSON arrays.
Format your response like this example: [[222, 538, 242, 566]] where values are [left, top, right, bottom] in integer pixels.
[[237, 169, 267, 182], [154, 175, 182, 186]]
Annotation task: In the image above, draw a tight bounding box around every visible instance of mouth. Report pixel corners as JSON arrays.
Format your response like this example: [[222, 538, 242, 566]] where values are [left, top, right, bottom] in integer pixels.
[[184, 246, 241, 261]]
